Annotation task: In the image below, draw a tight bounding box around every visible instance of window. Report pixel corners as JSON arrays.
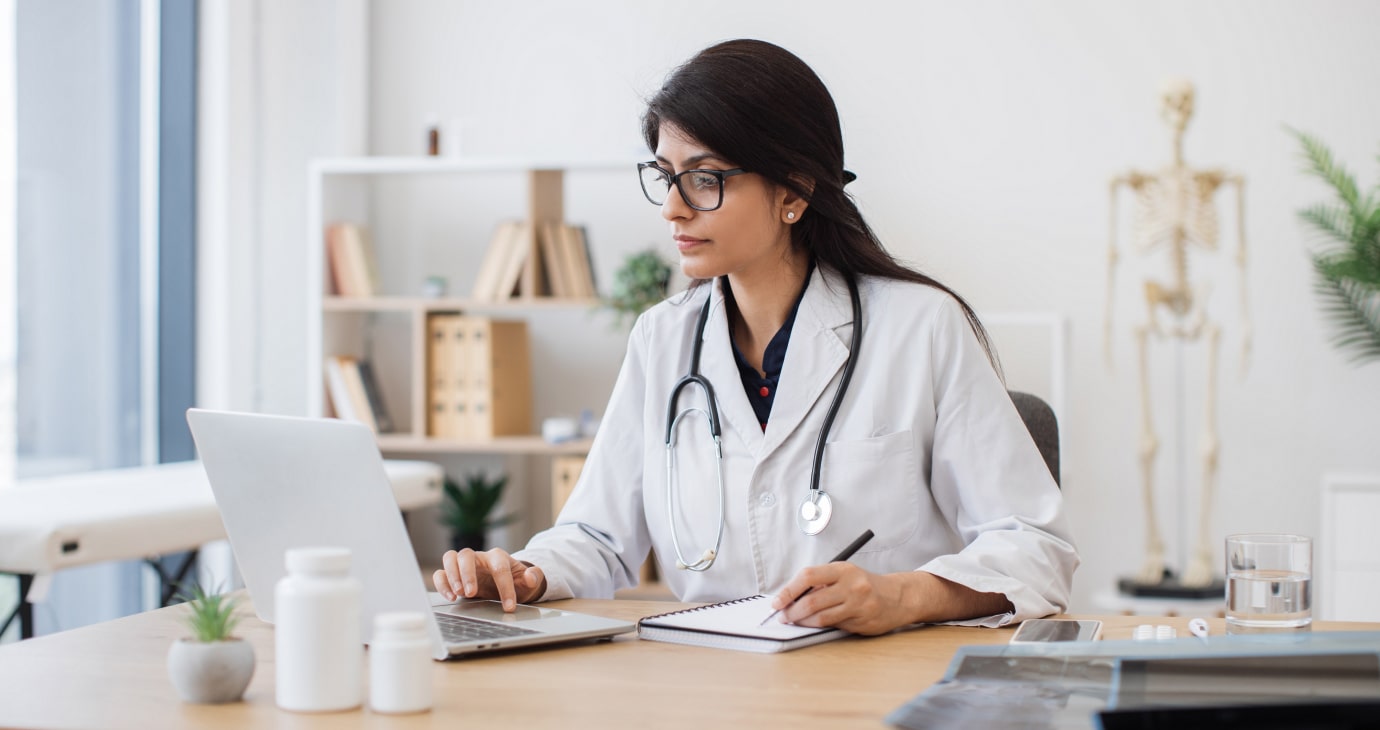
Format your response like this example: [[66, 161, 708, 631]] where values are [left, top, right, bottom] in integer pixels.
[[1, 0, 195, 640]]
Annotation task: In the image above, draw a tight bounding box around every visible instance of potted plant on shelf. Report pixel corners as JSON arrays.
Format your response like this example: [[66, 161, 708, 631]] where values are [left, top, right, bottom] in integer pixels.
[[1292, 129, 1380, 364], [440, 471, 517, 552], [166, 585, 255, 704], [603, 249, 673, 328]]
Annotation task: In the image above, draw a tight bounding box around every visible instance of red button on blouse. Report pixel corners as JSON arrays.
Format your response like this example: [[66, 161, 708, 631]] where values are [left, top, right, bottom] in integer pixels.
[[759, 386, 770, 397]]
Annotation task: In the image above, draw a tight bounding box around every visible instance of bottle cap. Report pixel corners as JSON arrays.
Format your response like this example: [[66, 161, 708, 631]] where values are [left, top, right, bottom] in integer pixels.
[[373, 611, 428, 641], [285, 546, 352, 575]]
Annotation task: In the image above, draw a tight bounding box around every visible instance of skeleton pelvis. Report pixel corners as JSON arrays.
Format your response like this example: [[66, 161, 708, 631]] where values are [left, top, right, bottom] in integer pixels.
[[1144, 281, 1192, 317]]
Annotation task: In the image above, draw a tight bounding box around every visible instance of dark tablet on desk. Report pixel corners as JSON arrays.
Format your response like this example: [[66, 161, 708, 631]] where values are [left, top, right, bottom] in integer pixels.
[[1097, 701, 1380, 729], [1112, 652, 1380, 709]]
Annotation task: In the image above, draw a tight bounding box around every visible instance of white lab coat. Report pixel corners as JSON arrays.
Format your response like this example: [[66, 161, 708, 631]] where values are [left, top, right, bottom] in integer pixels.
[[515, 266, 1078, 626]]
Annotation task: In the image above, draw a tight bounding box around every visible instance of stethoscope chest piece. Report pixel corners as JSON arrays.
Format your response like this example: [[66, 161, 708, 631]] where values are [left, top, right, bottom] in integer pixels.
[[797, 489, 833, 535]]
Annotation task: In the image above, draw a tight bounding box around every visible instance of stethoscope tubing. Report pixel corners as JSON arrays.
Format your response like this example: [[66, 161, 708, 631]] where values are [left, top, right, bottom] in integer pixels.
[[663, 272, 861, 571]]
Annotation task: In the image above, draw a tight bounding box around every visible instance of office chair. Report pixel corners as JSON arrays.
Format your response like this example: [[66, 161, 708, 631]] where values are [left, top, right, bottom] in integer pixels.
[[1009, 391, 1060, 487]]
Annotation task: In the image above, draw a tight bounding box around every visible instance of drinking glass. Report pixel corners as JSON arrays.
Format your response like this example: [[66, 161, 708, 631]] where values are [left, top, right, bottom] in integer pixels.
[[1225, 533, 1312, 634]]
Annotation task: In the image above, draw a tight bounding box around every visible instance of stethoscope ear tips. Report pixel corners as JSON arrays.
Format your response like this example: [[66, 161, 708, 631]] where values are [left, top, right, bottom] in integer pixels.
[[702, 549, 716, 563]]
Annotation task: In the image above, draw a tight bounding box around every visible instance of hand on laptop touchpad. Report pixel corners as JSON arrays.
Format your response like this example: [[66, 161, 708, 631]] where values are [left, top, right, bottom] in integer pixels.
[[443, 600, 550, 622]]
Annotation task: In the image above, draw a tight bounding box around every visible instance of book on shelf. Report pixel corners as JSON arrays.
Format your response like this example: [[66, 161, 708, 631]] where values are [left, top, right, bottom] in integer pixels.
[[472, 220, 596, 301], [538, 222, 571, 298], [324, 223, 379, 297], [562, 224, 598, 298], [355, 360, 394, 434], [324, 355, 378, 433], [426, 314, 532, 440], [471, 221, 533, 301], [636, 595, 847, 654]]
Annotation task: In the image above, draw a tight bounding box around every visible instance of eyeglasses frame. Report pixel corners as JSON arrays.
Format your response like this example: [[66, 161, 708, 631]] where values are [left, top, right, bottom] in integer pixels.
[[637, 162, 750, 212]]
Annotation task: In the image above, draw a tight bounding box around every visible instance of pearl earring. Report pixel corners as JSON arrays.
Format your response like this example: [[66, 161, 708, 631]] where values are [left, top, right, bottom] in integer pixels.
[[786, 211, 795, 220]]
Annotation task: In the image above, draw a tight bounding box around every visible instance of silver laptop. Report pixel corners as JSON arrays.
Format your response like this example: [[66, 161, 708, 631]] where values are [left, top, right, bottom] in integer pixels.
[[186, 408, 634, 660]]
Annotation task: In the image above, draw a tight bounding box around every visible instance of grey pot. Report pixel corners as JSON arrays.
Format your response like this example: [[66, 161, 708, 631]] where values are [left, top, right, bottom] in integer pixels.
[[167, 637, 256, 704]]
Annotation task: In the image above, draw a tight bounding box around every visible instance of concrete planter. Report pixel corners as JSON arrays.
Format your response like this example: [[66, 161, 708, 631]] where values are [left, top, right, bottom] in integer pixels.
[[167, 637, 255, 704]]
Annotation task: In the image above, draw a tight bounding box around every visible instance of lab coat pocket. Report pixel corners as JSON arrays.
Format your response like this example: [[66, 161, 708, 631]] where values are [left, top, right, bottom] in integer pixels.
[[817, 429, 920, 554]]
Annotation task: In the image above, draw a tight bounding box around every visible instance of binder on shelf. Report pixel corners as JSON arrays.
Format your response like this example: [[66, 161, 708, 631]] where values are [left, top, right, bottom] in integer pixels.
[[426, 314, 459, 439], [425, 314, 532, 440], [446, 316, 475, 440], [465, 317, 533, 439]]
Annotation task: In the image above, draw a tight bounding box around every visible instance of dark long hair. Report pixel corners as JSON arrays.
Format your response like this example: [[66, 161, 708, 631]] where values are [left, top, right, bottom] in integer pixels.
[[642, 39, 1000, 373]]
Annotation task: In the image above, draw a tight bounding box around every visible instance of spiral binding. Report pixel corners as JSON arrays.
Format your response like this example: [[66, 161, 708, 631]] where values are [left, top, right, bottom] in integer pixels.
[[637, 594, 767, 625]]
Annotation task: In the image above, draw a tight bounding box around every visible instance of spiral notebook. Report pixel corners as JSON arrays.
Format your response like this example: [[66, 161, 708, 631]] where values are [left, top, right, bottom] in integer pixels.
[[636, 594, 848, 654]]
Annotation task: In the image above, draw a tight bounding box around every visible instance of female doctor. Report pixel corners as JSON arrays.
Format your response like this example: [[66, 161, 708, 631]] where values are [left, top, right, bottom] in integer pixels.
[[434, 39, 1077, 635]]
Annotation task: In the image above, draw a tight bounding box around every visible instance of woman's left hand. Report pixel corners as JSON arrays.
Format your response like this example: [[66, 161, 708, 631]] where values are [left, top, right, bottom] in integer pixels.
[[768, 563, 913, 636]]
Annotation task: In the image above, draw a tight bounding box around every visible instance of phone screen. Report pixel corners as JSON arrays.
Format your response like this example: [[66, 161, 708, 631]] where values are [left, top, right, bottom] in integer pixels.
[[1011, 619, 1098, 643]]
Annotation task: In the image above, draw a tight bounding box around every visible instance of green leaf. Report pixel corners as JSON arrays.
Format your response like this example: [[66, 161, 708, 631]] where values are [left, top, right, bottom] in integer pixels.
[[1294, 129, 1380, 366], [1291, 128, 1362, 214], [437, 471, 514, 536], [176, 583, 243, 642]]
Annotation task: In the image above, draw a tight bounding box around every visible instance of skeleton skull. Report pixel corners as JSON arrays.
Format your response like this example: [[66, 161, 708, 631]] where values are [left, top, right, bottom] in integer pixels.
[[1159, 78, 1196, 133]]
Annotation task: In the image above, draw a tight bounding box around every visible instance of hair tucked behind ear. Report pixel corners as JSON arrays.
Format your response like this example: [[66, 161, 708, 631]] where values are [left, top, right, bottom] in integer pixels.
[[642, 39, 1001, 375]]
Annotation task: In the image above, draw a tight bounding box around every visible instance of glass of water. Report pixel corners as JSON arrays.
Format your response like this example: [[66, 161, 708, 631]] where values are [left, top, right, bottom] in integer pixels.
[[1225, 533, 1312, 634]]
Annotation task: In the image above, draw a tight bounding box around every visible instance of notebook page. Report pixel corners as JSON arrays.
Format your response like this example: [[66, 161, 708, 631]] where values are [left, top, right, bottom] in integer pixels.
[[641, 595, 831, 639]]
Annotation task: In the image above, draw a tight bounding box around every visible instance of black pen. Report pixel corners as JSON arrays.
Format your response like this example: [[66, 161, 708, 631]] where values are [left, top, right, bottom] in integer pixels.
[[759, 529, 875, 626]]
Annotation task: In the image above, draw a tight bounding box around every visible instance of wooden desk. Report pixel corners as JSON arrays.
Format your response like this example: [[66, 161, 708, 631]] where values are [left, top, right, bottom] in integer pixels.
[[0, 599, 1374, 729]]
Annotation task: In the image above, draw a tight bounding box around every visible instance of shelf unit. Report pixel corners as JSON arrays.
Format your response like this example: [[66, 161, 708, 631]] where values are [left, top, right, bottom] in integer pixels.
[[305, 156, 634, 451]]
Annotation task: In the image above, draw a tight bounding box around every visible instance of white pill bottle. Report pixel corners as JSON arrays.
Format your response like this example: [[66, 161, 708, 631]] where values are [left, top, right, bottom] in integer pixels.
[[274, 546, 363, 712], [369, 612, 434, 714]]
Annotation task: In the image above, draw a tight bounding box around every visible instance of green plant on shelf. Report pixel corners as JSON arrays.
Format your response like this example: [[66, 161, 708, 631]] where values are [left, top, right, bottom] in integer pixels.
[[440, 471, 518, 552], [603, 249, 673, 328]]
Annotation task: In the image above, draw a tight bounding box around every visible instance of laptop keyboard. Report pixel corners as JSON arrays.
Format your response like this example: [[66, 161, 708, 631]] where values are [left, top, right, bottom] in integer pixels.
[[433, 612, 542, 643]]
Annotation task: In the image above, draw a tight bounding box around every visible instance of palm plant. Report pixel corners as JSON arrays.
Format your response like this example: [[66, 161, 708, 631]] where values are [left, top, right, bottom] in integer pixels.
[[1292, 129, 1380, 364]]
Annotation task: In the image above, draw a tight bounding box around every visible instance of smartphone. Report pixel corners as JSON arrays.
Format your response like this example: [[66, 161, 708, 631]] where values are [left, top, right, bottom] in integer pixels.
[[1008, 618, 1103, 644]]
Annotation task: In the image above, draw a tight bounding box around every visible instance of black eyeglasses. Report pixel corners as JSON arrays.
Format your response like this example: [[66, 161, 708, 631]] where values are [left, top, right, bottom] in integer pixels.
[[638, 162, 749, 212]]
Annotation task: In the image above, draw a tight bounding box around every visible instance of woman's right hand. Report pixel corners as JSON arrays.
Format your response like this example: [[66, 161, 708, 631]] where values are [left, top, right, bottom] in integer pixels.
[[432, 548, 546, 612]]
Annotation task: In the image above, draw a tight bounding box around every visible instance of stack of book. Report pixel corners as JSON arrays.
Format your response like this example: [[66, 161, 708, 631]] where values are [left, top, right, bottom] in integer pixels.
[[324, 355, 393, 433], [470, 220, 597, 301], [426, 314, 533, 440], [324, 223, 380, 297]]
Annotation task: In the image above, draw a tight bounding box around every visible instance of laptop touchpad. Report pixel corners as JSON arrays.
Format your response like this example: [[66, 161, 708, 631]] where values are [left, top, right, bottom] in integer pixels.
[[439, 600, 553, 622]]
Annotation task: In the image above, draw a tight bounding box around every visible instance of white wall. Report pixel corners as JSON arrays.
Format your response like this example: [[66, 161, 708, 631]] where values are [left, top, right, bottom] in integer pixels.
[[230, 0, 1380, 613]]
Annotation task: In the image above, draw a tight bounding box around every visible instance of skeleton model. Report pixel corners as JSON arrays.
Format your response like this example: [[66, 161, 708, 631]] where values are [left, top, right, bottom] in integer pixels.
[[1105, 79, 1250, 589]]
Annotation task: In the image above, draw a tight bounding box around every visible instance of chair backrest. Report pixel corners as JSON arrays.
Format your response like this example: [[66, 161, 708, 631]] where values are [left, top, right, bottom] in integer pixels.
[[1009, 390, 1060, 488]]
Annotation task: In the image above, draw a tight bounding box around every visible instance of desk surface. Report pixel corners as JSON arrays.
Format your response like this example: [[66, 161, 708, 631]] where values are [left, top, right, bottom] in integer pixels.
[[0, 598, 1375, 730]]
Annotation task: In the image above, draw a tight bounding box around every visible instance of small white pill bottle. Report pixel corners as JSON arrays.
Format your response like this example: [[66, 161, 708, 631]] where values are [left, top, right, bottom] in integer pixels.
[[369, 612, 434, 714], [274, 546, 363, 712]]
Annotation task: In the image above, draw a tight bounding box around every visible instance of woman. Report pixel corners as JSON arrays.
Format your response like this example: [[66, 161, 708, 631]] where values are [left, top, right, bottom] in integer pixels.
[[434, 39, 1077, 635]]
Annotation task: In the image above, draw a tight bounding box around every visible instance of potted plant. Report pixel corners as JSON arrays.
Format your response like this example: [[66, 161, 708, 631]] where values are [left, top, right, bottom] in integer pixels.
[[603, 249, 673, 328], [1292, 129, 1380, 364], [166, 585, 255, 704], [440, 471, 517, 552]]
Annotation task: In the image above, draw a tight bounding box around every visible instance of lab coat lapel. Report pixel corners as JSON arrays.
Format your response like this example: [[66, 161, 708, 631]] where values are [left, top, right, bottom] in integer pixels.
[[759, 268, 853, 459], [699, 281, 766, 456]]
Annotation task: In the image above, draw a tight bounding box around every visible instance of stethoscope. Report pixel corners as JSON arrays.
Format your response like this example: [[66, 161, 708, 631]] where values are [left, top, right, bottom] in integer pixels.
[[664, 274, 862, 571]]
